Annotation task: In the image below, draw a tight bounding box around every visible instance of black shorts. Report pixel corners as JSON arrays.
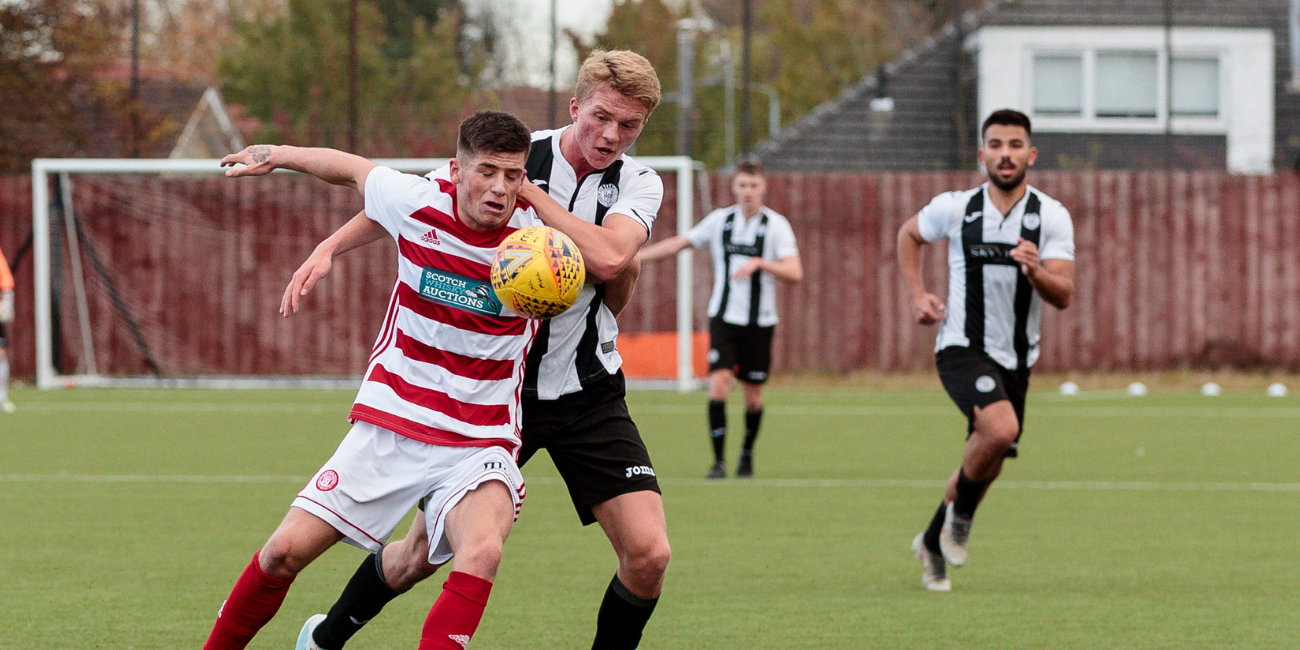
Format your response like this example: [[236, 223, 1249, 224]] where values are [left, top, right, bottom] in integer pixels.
[[0, 323, 7, 348], [935, 346, 1031, 458], [708, 317, 774, 384], [519, 371, 660, 526]]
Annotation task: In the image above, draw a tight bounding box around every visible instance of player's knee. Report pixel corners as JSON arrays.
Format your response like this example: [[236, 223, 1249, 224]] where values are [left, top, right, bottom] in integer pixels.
[[258, 539, 310, 580], [624, 536, 671, 583], [455, 537, 503, 579], [386, 544, 439, 590], [978, 421, 1019, 451]]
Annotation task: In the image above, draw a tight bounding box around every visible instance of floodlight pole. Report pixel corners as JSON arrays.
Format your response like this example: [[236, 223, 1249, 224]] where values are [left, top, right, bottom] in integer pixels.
[[348, 0, 358, 151], [676, 20, 699, 158], [740, 0, 752, 156], [549, 0, 558, 128]]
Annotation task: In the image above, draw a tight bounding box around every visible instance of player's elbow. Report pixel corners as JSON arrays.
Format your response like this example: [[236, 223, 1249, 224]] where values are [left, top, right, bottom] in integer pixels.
[[586, 248, 637, 282]]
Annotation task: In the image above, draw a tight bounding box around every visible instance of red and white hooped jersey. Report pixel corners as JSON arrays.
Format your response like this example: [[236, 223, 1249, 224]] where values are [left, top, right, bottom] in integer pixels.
[[349, 165, 541, 452]]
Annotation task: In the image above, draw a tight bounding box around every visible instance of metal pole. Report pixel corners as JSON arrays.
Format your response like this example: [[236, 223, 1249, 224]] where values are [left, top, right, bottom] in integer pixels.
[[348, 0, 358, 151], [32, 162, 52, 389], [723, 41, 735, 164], [1291, 0, 1300, 90], [676, 158, 694, 392], [130, 0, 140, 157], [676, 20, 696, 158], [740, 0, 752, 156], [1164, 0, 1173, 170], [549, 0, 558, 128]]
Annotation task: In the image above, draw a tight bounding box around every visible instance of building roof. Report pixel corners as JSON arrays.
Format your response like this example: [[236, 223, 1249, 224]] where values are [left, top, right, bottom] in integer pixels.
[[752, 0, 1299, 172]]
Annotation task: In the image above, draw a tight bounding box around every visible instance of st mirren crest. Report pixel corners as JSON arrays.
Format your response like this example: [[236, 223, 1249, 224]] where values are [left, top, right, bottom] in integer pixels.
[[597, 183, 619, 208], [1022, 212, 1041, 231], [421, 229, 441, 245]]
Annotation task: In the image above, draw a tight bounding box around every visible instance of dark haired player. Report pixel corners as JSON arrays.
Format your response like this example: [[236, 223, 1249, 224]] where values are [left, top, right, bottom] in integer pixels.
[[638, 161, 802, 478], [896, 109, 1075, 591], [202, 111, 594, 650]]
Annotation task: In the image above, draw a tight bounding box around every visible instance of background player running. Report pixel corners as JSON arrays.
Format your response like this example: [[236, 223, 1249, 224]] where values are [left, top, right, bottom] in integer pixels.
[[896, 109, 1075, 591]]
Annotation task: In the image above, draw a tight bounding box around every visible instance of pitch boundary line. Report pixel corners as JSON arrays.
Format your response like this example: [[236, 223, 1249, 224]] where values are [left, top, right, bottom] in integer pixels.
[[3, 474, 1297, 492], [19, 402, 1300, 418]]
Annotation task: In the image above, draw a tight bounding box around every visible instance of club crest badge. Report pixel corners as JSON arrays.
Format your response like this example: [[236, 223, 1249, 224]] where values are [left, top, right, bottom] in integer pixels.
[[316, 469, 339, 491], [975, 376, 996, 393], [1023, 213, 1041, 230], [597, 183, 619, 208]]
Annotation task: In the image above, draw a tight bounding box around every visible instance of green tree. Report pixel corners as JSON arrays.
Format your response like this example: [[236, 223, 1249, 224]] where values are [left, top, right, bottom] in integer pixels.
[[218, 0, 475, 157]]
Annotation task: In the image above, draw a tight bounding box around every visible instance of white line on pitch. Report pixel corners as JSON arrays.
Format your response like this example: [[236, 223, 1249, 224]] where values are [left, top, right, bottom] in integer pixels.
[[16, 402, 1300, 418], [3, 474, 1297, 492]]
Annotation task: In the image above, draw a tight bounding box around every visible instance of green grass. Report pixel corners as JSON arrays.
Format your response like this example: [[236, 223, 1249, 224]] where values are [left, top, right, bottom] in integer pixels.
[[3, 386, 1299, 648]]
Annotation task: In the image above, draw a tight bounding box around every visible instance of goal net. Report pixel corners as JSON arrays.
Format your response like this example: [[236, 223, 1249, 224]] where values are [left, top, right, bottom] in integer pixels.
[[31, 157, 701, 391]]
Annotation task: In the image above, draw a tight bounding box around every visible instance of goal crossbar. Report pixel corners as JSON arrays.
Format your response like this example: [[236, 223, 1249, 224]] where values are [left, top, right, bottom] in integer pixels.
[[31, 156, 699, 391]]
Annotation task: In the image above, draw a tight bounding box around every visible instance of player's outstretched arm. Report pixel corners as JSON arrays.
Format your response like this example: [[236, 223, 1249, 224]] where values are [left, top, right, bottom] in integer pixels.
[[636, 236, 691, 263], [602, 256, 641, 317], [517, 181, 644, 281], [897, 214, 945, 325], [221, 145, 377, 195], [281, 211, 388, 317]]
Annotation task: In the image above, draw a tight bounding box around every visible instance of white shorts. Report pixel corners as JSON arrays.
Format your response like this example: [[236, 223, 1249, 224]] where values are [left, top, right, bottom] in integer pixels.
[[293, 421, 525, 565]]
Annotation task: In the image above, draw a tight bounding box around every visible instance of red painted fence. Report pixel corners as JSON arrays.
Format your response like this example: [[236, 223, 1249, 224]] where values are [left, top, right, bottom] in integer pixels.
[[2, 170, 1298, 380]]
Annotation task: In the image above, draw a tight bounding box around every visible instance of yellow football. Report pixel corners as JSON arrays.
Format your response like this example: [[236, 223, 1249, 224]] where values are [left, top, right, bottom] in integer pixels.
[[490, 226, 585, 319]]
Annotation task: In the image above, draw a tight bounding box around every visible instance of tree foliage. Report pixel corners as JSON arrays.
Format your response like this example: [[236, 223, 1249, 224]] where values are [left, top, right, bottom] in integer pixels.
[[218, 0, 488, 157]]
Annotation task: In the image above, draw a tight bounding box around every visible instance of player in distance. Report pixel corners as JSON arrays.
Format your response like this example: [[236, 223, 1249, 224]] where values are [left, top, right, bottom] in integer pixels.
[[282, 50, 671, 650], [201, 111, 599, 650], [896, 109, 1075, 591]]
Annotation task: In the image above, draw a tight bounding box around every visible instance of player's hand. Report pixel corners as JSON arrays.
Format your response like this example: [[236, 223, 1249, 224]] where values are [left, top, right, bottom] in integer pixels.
[[221, 145, 280, 177], [516, 179, 547, 205], [1009, 237, 1040, 277], [280, 249, 333, 317], [731, 258, 763, 280], [912, 292, 945, 325], [0, 290, 12, 324]]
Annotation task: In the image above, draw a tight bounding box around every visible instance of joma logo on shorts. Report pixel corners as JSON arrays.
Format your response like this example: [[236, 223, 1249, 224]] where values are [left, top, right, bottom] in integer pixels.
[[483, 461, 505, 471], [625, 465, 656, 478]]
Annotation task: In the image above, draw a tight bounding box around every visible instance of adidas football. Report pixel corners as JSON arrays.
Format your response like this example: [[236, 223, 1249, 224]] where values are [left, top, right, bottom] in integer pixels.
[[490, 226, 585, 319]]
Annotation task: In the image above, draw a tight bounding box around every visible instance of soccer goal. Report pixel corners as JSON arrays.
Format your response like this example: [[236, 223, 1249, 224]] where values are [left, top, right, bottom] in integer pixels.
[[31, 156, 700, 391]]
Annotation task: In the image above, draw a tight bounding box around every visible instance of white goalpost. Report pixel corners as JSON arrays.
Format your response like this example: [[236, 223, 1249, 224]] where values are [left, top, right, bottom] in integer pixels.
[[31, 156, 700, 392]]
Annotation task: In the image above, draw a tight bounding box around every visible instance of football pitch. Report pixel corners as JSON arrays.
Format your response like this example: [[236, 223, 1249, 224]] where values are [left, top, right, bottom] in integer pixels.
[[4, 385, 1299, 649]]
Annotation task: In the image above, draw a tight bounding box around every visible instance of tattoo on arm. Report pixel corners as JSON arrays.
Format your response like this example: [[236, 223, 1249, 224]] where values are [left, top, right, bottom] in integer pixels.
[[250, 146, 271, 163]]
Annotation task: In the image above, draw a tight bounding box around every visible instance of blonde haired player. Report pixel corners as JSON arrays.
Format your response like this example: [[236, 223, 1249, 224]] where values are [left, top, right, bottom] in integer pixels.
[[285, 50, 673, 650]]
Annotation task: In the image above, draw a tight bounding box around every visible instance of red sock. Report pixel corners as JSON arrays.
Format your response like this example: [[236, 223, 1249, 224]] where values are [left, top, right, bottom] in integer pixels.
[[203, 552, 295, 650], [417, 571, 494, 650]]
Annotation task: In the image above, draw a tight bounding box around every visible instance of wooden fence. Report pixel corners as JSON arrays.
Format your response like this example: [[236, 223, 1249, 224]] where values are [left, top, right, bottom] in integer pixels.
[[2, 169, 1298, 380]]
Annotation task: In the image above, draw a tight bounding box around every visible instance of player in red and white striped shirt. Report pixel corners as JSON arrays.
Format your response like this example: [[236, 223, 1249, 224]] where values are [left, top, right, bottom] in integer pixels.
[[202, 112, 565, 650]]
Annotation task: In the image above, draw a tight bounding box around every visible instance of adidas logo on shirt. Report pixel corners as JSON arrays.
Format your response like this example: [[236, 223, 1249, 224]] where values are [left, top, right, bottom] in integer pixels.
[[421, 229, 440, 245], [449, 634, 471, 648]]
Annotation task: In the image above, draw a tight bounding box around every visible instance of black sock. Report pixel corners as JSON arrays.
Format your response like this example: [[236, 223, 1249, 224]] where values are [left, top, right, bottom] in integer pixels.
[[742, 408, 763, 451], [708, 400, 726, 463], [313, 550, 403, 650], [922, 501, 946, 554], [591, 574, 659, 650], [951, 468, 988, 519]]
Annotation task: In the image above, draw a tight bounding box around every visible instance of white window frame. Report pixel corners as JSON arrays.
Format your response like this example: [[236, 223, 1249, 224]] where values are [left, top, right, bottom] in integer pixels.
[[974, 26, 1274, 173]]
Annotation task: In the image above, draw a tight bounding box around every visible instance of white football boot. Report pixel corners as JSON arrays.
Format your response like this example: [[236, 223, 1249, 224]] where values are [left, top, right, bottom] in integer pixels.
[[938, 501, 972, 567], [295, 613, 326, 650], [912, 532, 951, 592]]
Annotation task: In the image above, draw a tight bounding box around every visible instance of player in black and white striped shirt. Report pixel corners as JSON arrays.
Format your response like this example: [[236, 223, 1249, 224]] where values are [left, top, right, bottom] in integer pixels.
[[897, 109, 1075, 592], [639, 162, 802, 478]]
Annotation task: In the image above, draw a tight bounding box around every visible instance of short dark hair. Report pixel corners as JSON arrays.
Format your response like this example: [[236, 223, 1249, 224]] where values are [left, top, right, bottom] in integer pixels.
[[734, 161, 764, 177], [457, 111, 531, 159], [981, 109, 1032, 141]]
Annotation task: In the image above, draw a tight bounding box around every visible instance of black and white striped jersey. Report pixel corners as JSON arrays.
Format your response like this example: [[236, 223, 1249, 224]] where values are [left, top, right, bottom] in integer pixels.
[[918, 184, 1074, 371], [686, 206, 799, 327], [522, 127, 662, 400]]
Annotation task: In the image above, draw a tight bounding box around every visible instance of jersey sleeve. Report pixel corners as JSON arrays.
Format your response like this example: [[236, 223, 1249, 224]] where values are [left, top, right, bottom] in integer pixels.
[[606, 170, 662, 240], [771, 218, 799, 259], [685, 210, 724, 249], [916, 191, 961, 243], [1038, 201, 1076, 261], [363, 166, 429, 240]]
